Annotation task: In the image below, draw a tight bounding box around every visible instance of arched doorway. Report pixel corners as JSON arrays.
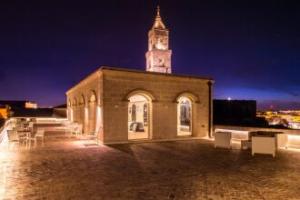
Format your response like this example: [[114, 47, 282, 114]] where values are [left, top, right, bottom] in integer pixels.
[[177, 96, 192, 136], [88, 91, 97, 135], [128, 93, 152, 140]]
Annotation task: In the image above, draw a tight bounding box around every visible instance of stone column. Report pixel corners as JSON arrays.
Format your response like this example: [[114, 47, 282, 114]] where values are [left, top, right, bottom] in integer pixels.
[[207, 81, 213, 138]]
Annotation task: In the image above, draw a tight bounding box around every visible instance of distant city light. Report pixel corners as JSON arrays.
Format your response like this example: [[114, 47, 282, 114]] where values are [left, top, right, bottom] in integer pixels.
[[25, 101, 38, 109]]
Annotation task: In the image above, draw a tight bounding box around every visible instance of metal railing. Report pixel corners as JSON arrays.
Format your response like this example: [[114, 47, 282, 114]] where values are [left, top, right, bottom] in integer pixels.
[[0, 119, 10, 146]]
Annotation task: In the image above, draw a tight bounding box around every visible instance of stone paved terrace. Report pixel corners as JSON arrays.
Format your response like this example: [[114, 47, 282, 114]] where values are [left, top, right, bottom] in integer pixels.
[[1, 138, 300, 200]]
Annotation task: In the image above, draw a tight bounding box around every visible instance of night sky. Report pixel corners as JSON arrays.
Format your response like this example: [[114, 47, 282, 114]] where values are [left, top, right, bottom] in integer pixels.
[[1, 1, 300, 110]]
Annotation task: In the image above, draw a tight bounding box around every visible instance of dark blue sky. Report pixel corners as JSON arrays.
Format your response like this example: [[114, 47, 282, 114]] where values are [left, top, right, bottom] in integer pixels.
[[1, 1, 300, 110]]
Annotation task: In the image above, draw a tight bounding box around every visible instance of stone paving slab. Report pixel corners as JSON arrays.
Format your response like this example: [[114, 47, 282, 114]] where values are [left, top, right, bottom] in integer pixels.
[[1, 139, 300, 199]]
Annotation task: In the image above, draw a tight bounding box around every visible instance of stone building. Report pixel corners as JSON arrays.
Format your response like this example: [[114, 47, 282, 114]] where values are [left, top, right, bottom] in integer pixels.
[[66, 7, 214, 144]]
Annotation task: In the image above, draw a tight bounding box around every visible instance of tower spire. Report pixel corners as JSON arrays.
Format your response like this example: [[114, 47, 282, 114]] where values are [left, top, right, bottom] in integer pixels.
[[152, 5, 166, 29]]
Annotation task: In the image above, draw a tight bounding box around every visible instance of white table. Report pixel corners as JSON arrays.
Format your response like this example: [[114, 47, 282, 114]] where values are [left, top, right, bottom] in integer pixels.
[[214, 131, 232, 149]]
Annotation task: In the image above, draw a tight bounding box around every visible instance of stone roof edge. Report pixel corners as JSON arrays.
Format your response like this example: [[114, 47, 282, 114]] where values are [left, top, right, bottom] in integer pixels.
[[100, 66, 214, 81], [66, 68, 102, 95], [66, 66, 215, 95]]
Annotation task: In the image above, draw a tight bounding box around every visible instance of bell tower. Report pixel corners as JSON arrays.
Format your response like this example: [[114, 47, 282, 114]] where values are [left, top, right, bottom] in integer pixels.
[[146, 6, 172, 73]]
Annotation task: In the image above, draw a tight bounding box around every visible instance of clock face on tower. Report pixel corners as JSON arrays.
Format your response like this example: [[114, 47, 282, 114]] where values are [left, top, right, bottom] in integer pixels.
[[155, 38, 167, 50]]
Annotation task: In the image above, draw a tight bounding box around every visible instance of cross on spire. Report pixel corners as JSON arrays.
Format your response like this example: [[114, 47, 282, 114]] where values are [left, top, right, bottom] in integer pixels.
[[157, 5, 160, 17]]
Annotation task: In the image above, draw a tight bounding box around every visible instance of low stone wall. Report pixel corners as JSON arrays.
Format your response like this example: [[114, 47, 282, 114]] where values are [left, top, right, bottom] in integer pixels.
[[214, 125, 300, 135], [214, 125, 300, 148], [0, 119, 10, 146], [0, 125, 5, 144]]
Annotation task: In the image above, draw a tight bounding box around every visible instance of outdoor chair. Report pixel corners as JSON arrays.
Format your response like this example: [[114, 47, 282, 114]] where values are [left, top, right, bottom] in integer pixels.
[[241, 139, 251, 150], [28, 122, 34, 131], [67, 123, 82, 136], [7, 130, 26, 149], [73, 124, 83, 136], [26, 129, 45, 147], [24, 131, 35, 148], [35, 129, 45, 146]]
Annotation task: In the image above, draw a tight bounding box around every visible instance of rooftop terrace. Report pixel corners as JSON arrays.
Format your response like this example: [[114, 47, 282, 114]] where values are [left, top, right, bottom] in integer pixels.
[[1, 135, 300, 199]]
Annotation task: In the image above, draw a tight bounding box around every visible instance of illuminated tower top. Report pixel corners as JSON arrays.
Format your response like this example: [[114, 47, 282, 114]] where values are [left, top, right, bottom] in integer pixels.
[[146, 6, 172, 73]]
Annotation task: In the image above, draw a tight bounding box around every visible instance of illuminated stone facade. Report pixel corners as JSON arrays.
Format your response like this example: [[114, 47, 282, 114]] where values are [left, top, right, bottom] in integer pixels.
[[66, 8, 213, 144]]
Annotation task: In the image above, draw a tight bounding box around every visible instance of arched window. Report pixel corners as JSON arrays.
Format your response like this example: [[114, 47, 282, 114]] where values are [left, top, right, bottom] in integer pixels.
[[79, 95, 85, 105], [73, 98, 77, 106], [177, 97, 192, 136], [127, 92, 153, 140], [90, 93, 96, 103]]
